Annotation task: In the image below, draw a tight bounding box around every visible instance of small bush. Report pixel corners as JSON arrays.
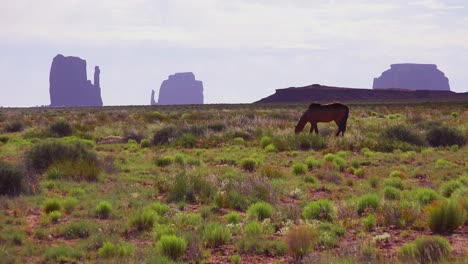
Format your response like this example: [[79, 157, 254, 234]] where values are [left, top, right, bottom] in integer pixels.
[[285, 225, 318, 261], [0, 136, 9, 143], [264, 143, 277, 152], [441, 180, 462, 197], [123, 129, 144, 143], [292, 162, 307, 175], [49, 120, 72, 137], [157, 235, 187, 260], [49, 211, 61, 223], [357, 194, 380, 215], [244, 221, 263, 237], [389, 170, 406, 178], [53, 160, 100, 181], [247, 202, 273, 221], [416, 188, 440, 205], [426, 125, 465, 147], [152, 126, 181, 145], [202, 222, 231, 247], [99, 241, 135, 258], [231, 254, 241, 264], [95, 201, 112, 219], [305, 156, 321, 170], [4, 121, 24, 133], [332, 156, 346, 171], [130, 208, 158, 232], [140, 139, 150, 148], [363, 214, 376, 231], [61, 221, 95, 239], [317, 222, 345, 248], [43, 199, 61, 213], [435, 159, 457, 169], [226, 211, 242, 224], [177, 133, 197, 148], [302, 199, 335, 221], [292, 133, 326, 150], [0, 160, 24, 196], [398, 236, 451, 264], [382, 125, 425, 146], [384, 177, 404, 190], [383, 186, 401, 200], [260, 136, 272, 148], [428, 199, 466, 233], [155, 156, 174, 167], [43, 245, 82, 262], [151, 202, 169, 216], [240, 158, 257, 172], [62, 197, 78, 214], [207, 122, 226, 132]]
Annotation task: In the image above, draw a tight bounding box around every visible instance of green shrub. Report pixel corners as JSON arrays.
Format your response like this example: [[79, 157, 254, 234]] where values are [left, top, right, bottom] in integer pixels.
[[95, 201, 112, 219], [11, 232, 24, 245], [302, 199, 335, 221], [264, 143, 277, 152], [389, 170, 406, 178], [43, 245, 82, 262], [244, 221, 263, 237], [398, 236, 451, 264], [0, 136, 9, 143], [141, 139, 151, 148], [43, 198, 61, 213], [124, 129, 144, 143], [426, 125, 465, 147], [292, 162, 307, 175], [207, 122, 226, 132], [99, 242, 135, 258], [62, 197, 78, 214], [130, 208, 158, 232], [363, 214, 376, 231], [383, 177, 404, 190], [428, 199, 466, 233], [49, 120, 72, 137], [156, 235, 187, 260], [49, 211, 61, 223], [227, 191, 249, 211], [382, 125, 425, 146], [150, 202, 169, 216], [4, 120, 24, 133], [260, 136, 272, 148], [247, 202, 273, 220], [285, 225, 318, 261], [435, 159, 457, 169], [26, 140, 97, 173], [0, 160, 24, 196], [292, 133, 326, 150], [53, 160, 100, 181], [383, 186, 401, 200], [332, 156, 346, 171], [323, 153, 337, 162], [240, 158, 257, 172], [305, 156, 321, 170], [60, 221, 95, 239], [416, 188, 440, 205], [202, 222, 231, 247], [317, 222, 345, 248], [231, 254, 241, 264], [155, 156, 174, 167], [177, 133, 197, 148], [152, 126, 181, 145], [236, 237, 286, 256], [441, 180, 462, 197], [46, 166, 63, 180], [226, 211, 241, 224], [168, 172, 214, 203], [357, 194, 380, 215], [98, 242, 116, 258]]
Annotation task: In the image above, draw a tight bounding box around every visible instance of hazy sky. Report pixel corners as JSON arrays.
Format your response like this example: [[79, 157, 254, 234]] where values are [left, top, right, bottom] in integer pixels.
[[1, 0, 467, 106]]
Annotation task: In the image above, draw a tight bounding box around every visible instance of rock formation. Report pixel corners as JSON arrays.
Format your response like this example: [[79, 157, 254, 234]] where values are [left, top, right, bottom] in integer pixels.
[[49, 54, 103, 107], [151, 90, 157, 105], [157, 72, 203, 105], [373, 64, 450, 91]]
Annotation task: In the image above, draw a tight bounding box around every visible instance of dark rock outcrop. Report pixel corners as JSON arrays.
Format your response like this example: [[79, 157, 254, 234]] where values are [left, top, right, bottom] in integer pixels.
[[157, 72, 203, 105], [373, 64, 450, 91], [49, 54, 103, 107], [255, 84, 468, 103]]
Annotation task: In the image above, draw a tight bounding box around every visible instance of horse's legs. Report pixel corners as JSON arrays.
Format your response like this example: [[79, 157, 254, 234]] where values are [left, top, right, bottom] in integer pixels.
[[334, 120, 341, 136], [313, 123, 319, 134], [309, 122, 314, 133]]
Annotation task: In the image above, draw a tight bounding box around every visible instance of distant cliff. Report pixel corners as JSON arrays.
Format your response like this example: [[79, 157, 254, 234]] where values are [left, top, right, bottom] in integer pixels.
[[49, 54, 103, 107], [255, 84, 468, 103], [155, 72, 203, 105], [373, 64, 450, 91]]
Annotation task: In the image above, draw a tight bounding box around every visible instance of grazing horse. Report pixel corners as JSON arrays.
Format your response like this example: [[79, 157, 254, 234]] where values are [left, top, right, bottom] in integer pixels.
[[295, 103, 349, 136]]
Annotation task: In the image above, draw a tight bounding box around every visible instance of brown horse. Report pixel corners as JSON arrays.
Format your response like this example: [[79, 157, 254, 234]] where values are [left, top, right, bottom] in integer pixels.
[[295, 103, 349, 136]]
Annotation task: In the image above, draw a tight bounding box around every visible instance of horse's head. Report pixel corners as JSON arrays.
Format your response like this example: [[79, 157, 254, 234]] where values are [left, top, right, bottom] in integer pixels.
[[294, 124, 303, 134]]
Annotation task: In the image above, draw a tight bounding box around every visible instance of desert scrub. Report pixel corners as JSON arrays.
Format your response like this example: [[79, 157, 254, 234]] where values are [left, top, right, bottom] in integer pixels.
[[226, 211, 242, 224], [247, 202, 273, 220], [317, 222, 345, 248], [357, 194, 380, 215], [389, 170, 406, 179], [130, 208, 158, 232], [240, 158, 257, 172], [426, 125, 465, 147], [305, 156, 321, 170], [43, 198, 61, 213], [62, 197, 78, 214], [383, 186, 401, 200], [291, 162, 307, 175], [285, 225, 318, 261], [363, 214, 377, 231], [152, 126, 181, 145], [0, 160, 24, 196], [398, 236, 450, 264], [416, 188, 440, 205], [177, 133, 197, 148], [43, 245, 82, 262], [140, 139, 150, 148], [95, 201, 112, 219], [435, 159, 457, 169], [25, 140, 97, 173], [243, 221, 263, 237], [440, 180, 462, 197], [291, 133, 326, 150], [98, 242, 135, 258], [302, 199, 335, 221], [4, 120, 24, 132], [60, 221, 96, 239], [428, 199, 466, 233], [260, 136, 272, 148], [202, 222, 231, 247], [381, 125, 425, 146], [150, 201, 169, 216], [49, 120, 72, 137], [49, 211, 61, 223], [155, 156, 174, 167], [383, 177, 404, 190], [168, 171, 214, 203], [156, 235, 187, 260]]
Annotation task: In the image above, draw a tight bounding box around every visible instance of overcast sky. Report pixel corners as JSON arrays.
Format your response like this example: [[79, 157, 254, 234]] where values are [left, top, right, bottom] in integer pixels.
[[1, 0, 467, 106]]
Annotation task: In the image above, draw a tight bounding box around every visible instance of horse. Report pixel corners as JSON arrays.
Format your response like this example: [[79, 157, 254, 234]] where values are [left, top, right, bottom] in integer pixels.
[[295, 103, 349, 136]]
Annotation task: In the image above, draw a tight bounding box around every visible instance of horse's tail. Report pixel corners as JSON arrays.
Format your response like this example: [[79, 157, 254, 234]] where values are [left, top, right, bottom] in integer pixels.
[[339, 105, 349, 135]]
